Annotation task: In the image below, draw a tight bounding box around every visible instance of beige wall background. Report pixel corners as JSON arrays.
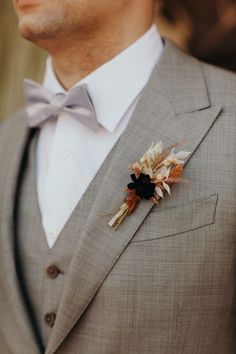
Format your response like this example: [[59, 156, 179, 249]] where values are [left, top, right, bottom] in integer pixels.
[[1, 0, 235, 121], [0, 0, 45, 121]]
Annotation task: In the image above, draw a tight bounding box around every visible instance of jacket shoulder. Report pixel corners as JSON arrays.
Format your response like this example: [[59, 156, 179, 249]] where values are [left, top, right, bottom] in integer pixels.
[[0, 109, 27, 157], [0, 109, 26, 138], [201, 61, 236, 108]]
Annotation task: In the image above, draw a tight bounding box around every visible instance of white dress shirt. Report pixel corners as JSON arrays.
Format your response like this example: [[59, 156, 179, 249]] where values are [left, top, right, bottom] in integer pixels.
[[37, 23, 163, 248]]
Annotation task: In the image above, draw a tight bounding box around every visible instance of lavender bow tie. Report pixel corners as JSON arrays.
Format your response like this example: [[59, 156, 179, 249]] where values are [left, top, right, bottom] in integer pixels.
[[24, 79, 99, 132]]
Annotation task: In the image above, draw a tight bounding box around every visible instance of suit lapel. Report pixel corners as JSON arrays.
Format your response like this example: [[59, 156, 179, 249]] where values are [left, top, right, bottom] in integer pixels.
[[0, 113, 40, 352], [46, 41, 222, 354]]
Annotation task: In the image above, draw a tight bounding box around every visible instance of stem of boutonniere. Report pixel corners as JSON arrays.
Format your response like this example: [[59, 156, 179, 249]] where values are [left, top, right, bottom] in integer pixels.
[[108, 203, 129, 229]]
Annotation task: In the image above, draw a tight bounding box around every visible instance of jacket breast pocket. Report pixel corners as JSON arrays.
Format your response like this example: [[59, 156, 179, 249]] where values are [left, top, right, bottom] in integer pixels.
[[130, 193, 218, 243]]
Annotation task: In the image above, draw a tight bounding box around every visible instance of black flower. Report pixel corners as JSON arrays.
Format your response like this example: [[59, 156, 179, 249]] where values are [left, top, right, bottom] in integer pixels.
[[127, 173, 156, 200]]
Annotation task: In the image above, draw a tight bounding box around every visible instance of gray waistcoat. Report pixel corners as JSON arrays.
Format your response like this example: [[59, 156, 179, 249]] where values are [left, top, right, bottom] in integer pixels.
[[14, 129, 117, 350]]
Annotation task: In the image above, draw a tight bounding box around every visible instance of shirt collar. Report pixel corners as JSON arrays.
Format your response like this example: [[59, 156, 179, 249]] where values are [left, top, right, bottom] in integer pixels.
[[43, 23, 163, 133]]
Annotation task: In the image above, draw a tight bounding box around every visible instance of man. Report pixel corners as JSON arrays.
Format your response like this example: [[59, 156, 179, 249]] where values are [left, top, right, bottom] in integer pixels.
[[0, 0, 236, 353]]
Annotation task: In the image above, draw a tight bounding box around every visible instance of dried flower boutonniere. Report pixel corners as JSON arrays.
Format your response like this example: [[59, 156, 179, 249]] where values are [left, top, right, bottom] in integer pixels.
[[108, 140, 191, 229]]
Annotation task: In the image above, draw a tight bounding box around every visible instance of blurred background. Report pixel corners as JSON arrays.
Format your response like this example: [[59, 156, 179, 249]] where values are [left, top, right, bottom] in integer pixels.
[[0, 0, 236, 121]]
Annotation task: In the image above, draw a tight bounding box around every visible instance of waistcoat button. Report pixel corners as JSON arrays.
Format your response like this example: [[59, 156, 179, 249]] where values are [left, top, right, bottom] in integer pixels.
[[44, 312, 56, 327], [46, 265, 61, 279]]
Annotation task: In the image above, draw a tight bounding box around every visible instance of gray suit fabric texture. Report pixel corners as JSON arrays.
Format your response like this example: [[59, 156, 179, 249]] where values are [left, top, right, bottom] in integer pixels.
[[15, 128, 119, 352], [0, 40, 236, 354]]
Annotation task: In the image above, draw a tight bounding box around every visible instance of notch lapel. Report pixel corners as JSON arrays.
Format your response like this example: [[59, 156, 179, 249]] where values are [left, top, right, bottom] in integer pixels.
[[46, 41, 222, 354], [0, 113, 40, 353]]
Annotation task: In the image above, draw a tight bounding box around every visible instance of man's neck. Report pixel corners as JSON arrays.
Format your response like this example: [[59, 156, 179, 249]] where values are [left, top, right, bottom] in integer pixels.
[[46, 16, 155, 90]]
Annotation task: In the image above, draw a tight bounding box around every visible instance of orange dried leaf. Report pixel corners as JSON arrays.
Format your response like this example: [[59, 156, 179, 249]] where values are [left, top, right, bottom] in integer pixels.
[[125, 190, 140, 214], [166, 177, 190, 184], [169, 165, 183, 179]]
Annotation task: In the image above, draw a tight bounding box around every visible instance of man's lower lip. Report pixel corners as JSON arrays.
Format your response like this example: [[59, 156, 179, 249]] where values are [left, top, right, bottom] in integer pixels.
[[17, 0, 38, 8]]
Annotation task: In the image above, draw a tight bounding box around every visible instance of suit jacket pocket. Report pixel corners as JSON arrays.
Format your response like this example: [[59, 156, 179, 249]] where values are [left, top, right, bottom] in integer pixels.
[[130, 193, 218, 243]]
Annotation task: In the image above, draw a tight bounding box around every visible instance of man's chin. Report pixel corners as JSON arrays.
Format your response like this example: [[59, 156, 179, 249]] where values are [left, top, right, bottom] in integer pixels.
[[18, 15, 37, 39], [18, 15, 49, 42]]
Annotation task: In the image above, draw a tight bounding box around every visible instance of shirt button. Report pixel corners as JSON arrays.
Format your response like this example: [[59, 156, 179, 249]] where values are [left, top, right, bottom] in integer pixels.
[[60, 150, 70, 160], [44, 312, 56, 327], [46, 265, 61, 279], [48, 228, 58, 239]]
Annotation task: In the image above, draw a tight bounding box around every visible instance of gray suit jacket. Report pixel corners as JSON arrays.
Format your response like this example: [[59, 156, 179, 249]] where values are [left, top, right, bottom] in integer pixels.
[[1, 41, 236, 354]]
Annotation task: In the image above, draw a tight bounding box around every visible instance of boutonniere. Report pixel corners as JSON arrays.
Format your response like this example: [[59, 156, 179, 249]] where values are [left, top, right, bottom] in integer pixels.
[[108, 140, 191, 229]]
